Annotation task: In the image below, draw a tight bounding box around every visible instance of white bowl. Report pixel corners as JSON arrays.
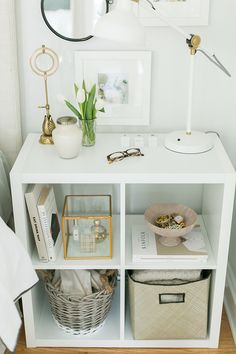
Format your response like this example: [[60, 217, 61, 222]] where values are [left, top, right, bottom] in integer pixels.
[[144, 203, 197, 247]]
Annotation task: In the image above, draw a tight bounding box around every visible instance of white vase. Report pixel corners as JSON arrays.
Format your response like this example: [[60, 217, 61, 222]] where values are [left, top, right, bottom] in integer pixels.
[[52, 116, 82, 159]]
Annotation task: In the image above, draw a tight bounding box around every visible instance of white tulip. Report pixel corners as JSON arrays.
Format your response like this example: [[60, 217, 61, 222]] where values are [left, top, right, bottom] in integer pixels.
[[95, 99, 105, 111], [77, 89, 86, 103], [85, 80, 93, 92]]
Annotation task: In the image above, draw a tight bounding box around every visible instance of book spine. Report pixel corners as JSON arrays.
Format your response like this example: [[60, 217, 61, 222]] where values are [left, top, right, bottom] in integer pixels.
[[38, 205, 56, 261], [25, 193, 49, 262]]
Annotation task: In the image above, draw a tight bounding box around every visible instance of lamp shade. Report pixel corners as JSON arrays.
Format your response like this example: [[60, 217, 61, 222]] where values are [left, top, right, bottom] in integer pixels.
[[93, 0, 145, 45]]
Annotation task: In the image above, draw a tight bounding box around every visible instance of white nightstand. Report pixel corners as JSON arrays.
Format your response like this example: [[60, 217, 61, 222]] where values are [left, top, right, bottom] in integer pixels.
[[10, 133, 236, 348]]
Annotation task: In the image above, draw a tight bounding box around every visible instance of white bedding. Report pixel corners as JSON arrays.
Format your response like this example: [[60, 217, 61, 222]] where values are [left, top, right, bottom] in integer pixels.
[[0, 150, 38, 352]]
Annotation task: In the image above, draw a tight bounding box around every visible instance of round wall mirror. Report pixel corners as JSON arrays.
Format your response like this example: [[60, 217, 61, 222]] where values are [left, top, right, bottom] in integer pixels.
[[41, 0, 112, 42]]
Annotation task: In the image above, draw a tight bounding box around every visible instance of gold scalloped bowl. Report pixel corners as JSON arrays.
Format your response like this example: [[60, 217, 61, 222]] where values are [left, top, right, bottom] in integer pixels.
[[144, 203, 198, 247]]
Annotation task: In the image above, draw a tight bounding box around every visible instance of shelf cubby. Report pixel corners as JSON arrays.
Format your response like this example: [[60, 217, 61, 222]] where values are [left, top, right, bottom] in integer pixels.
[[30, 279, 121, 347]]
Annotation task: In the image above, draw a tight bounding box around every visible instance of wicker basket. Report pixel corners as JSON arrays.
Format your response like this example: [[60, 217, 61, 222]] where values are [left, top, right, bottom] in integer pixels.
[[44, 272, 116, 335]]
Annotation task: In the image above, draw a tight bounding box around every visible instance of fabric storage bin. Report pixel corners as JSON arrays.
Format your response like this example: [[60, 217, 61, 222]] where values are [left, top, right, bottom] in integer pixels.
[[128, 270, 211, 340]]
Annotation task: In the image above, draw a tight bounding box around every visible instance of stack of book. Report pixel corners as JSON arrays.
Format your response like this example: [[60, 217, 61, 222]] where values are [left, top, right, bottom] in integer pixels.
[[25, 184, 61, 262], [132, 224, 208, 262]]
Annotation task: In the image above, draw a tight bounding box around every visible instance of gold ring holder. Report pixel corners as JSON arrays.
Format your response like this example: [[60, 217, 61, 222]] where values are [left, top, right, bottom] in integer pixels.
[[30, 45, 59, 144]]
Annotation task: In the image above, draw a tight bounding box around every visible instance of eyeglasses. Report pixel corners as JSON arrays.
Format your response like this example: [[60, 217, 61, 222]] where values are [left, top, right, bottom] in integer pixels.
[[107, 148, 144, 164]]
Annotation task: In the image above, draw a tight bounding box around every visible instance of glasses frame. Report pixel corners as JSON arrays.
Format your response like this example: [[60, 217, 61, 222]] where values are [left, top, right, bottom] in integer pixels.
[[107, 148, 144, 164]]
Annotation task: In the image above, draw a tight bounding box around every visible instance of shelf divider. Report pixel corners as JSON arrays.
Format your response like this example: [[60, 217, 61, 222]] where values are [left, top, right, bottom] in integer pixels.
[[120, 183, 126, 340]]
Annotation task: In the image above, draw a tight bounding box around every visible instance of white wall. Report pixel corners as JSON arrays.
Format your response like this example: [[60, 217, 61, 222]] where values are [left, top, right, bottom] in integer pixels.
[[15, 0, 236, 338], [0, 0, 22, 165], [16, 1, 236, 162]]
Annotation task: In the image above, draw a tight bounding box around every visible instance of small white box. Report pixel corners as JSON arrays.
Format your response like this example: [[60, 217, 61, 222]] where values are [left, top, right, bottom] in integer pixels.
[[134, 135, 145, 148], [148, 134, 158, 148], [121, 134, 130, 148]]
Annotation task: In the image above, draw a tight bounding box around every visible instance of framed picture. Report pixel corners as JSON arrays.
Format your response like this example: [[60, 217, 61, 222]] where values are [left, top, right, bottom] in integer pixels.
[[75, 51, 152, 126], [133, 0, 210, 26]]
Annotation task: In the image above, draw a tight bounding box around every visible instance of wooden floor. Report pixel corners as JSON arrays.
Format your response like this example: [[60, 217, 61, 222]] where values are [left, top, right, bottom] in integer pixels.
[[10, 310, 235, 354]]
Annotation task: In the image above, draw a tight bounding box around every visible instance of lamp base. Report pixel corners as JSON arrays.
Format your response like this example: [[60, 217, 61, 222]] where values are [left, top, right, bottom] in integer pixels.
[[164, 131, 214, 154]]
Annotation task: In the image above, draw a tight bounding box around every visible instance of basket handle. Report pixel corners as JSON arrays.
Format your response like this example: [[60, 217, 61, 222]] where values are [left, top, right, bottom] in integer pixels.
[[159, 293, 185, 304]]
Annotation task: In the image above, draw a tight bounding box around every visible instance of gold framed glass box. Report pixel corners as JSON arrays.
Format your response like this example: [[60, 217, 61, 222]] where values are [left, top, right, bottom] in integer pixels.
[[62, 195, 112, 259]]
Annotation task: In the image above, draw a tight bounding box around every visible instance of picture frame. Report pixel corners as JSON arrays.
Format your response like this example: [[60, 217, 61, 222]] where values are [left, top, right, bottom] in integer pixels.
[[133, 0, 210, 26], [75, 51, 152, 126]]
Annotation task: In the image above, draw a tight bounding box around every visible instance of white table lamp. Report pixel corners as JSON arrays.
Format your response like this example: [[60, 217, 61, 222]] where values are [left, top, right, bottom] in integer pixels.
[[94, 0, 230, 154]]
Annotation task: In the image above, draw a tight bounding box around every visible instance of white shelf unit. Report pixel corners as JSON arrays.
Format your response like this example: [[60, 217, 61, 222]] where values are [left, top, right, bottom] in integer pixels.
[[10, 133, 236, 348]]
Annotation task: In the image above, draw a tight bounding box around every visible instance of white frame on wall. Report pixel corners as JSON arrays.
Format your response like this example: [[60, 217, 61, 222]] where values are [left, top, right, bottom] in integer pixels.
[[134, 0, 210, 26], [74, 51, 152, 126]]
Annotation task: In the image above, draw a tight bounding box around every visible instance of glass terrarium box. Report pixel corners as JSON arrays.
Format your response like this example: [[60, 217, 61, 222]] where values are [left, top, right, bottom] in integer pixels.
[[62, 195, 112, 259]]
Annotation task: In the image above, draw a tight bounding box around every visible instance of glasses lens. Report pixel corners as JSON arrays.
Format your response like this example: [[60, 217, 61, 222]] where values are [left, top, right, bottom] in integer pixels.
[[108, 152, 125, 162], [126, 148, 141, 156]]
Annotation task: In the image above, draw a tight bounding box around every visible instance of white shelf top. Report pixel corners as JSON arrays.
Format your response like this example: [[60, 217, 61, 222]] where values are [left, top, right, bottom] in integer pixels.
[[11, 133, 235, 184]]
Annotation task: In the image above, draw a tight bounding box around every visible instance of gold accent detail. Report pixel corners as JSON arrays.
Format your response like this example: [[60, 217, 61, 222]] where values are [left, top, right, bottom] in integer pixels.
[[30, 45, 59, 144], [39, 135, 54, 145], [62, 195, 112, 260], [186, 132, 192, 135], [190, 35, 201, 55], [39, 114, 56, 144]]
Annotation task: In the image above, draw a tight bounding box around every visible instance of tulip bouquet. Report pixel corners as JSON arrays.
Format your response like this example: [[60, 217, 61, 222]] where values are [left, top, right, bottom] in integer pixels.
[[65, 80, 105, 146]]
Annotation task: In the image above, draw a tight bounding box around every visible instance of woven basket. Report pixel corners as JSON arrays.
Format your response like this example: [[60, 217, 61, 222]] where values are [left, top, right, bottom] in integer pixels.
[[45, 273, 116, 335]]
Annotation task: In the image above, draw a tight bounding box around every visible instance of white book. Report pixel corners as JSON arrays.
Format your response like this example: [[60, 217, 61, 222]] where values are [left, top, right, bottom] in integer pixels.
[[132, 224, 208, 262], [37, 186, 61, 262], [25, 184, 49, 262]]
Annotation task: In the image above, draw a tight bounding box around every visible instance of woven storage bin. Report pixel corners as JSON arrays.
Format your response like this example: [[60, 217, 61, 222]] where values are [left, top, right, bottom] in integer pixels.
[[128, 271, 211, 340], [45, 273, 116, 335]]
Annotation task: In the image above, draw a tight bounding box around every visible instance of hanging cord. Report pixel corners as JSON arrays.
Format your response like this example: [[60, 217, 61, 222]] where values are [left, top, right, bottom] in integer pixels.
[[197, 49, 231, 77], [205, 131, 220, 139], [144, 0, 156, 10]]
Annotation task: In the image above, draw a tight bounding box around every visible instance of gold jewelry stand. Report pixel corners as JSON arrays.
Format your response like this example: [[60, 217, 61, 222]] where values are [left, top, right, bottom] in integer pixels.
[[30, 45, 59, 144]]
